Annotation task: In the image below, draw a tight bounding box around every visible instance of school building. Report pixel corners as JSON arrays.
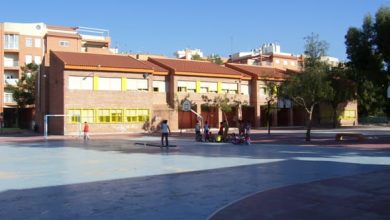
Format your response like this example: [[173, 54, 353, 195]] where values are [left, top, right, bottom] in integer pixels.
[[37, 51, 358, 135]]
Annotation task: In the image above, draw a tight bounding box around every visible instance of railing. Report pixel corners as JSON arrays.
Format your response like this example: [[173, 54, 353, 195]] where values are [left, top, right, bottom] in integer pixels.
[[5, 79, 19, 86], [4, 93, 15, 103], [4, 60, 19, 68]]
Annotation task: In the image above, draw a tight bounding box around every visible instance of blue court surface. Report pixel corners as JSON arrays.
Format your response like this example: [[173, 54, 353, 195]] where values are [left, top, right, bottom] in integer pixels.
[[1, 136, 390, 219]]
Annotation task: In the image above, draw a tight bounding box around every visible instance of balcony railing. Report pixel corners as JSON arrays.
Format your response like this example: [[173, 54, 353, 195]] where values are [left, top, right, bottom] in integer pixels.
[[4, 93, 15, 103], [4, 60, 19, 68], [5, 79, 19, 86]]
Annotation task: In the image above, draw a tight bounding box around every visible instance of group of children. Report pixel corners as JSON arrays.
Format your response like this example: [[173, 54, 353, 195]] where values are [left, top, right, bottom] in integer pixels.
[[195, 120, 251, 145]]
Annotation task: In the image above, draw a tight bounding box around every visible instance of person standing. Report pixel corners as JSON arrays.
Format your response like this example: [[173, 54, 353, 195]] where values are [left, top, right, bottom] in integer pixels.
[[203, 121, 210, 141], [83, 121, 90, 141], [161, 120, 171, 147], [195, 121, 201, 141]]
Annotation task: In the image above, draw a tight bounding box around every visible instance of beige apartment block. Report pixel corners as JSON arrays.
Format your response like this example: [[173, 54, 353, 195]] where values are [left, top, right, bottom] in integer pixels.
[[0, 22, 113, 128]]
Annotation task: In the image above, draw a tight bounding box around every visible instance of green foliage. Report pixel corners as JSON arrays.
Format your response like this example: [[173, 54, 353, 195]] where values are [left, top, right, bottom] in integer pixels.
[[345, 7, 390, 117], [281, 33, 333, 141], [191, 54, 202, 60], [207, 54, 224, 65], [375, 7, 390, 66], [304, 33, 329, 67], [5, 63, 38, 108], [326, 65, 357, 127]]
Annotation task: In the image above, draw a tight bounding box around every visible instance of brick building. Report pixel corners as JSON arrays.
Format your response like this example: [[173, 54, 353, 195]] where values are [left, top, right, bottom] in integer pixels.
[[40, 51, 358, 135]]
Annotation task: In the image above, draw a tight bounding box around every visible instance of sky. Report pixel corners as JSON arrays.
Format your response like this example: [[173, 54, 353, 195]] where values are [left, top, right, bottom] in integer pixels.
[[2, 0, 390, 60]]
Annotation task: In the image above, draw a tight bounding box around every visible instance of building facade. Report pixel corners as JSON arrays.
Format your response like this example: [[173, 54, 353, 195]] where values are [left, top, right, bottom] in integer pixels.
[[0, 22, 112, 128], [40, 51, 358, 135]]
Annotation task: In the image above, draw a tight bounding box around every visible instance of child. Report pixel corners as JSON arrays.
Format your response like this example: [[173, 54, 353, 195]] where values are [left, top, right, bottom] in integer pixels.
[[244, 134, 251, 145], [83, 121, 90, 140]]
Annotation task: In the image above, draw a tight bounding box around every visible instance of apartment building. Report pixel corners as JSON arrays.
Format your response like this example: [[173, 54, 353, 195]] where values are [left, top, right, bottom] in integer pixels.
[[41, 51, 357, 135], [229, 43, 304, 72], [0, 22, 112, 128]]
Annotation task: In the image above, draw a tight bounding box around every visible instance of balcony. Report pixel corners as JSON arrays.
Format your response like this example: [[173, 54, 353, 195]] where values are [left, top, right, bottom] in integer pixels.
[[5, 79, 19, 86], [3, 60, 19, 69], [4, 93, 15, 103]]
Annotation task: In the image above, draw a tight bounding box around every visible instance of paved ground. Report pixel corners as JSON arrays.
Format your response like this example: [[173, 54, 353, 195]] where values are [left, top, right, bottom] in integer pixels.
[[0, 126, 389, 219]]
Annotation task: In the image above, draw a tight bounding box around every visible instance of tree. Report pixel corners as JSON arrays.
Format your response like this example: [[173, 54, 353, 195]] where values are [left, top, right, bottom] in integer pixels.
[[207, 54, 224, 65], [191, 54, 202, 61], [5, 63, 38, 127], [326, 65, 357, 128], [264, 82, 279, 134], [281, 34, 333, 141], [345, 9, 389, 117]]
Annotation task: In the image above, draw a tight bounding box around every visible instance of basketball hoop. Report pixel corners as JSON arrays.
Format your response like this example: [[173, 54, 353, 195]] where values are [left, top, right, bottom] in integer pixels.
[[182, 100, 191, 112]]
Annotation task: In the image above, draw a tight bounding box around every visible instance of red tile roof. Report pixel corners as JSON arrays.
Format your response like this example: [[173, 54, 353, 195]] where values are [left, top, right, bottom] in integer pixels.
[[140, 60, 169, 74], [149, 58, 249, 78], [52, 51, 152, 71], [225, 63, 289, 80]]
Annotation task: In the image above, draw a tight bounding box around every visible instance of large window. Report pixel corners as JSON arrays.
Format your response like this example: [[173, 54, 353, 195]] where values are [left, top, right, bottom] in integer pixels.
[[152, 80, 166, 92], [200, 82, 217, 93], [67, 109, 94, 123], [127, 79, 148, 91], [4, 34, 19, 49], [59, 40, 70, 47], [68, 76, 93, 90], [125, 109, 149, 123], [67, 108, 149, 124], [177, 81, 196, 93], [221, 83, 238, 94], [99, 77, 121, 91]]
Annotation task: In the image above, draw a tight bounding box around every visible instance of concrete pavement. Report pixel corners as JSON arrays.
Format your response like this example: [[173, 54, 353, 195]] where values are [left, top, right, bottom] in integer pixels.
[[0, 127, 389, 219]]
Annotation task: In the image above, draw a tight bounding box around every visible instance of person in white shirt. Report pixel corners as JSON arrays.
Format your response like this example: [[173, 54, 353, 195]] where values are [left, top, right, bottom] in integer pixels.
[[161, 120, 171, 147]]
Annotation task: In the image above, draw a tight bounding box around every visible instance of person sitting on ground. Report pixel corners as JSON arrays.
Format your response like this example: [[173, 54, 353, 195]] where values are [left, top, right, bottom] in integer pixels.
[[208, 131, 215, 142], [244, 133, 251, 145]]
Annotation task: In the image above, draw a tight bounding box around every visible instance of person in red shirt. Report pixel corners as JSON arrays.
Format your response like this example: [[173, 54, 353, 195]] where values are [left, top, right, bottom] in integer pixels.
[[83, 121, 90, 140]]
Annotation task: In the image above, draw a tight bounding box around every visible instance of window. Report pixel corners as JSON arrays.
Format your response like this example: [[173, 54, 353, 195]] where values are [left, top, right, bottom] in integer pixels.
[[4, 34, 19, 49], [67, 109, 95, 123], [221, 83, 238, 94], [68, 76, 93, 90], [110, 109, 123, 123], [59, 40, 70, 47], [200, 82, 217, 93], [177, 81, 196, 93], [25, 55, 33, 64], [99, 77, 121, 91], [274, 59, 280, 64], [259, 87, 267, 96], [152, 81, 166, 92], [25, 38, 33, 47], [290, 61, 296, 66], [343, 110, 356, 119], [34, 38, 41, 48], [240, 84, 250, 95], [125, 109, 149, 123], [67, 109, 81, 123], [34, 56, 41, 65], [127, 79, 148, 91], [97, 109, 111, 123]]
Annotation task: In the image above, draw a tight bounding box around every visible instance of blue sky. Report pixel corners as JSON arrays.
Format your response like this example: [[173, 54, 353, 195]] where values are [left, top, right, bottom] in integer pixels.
[[2, 0, 389, 60]]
